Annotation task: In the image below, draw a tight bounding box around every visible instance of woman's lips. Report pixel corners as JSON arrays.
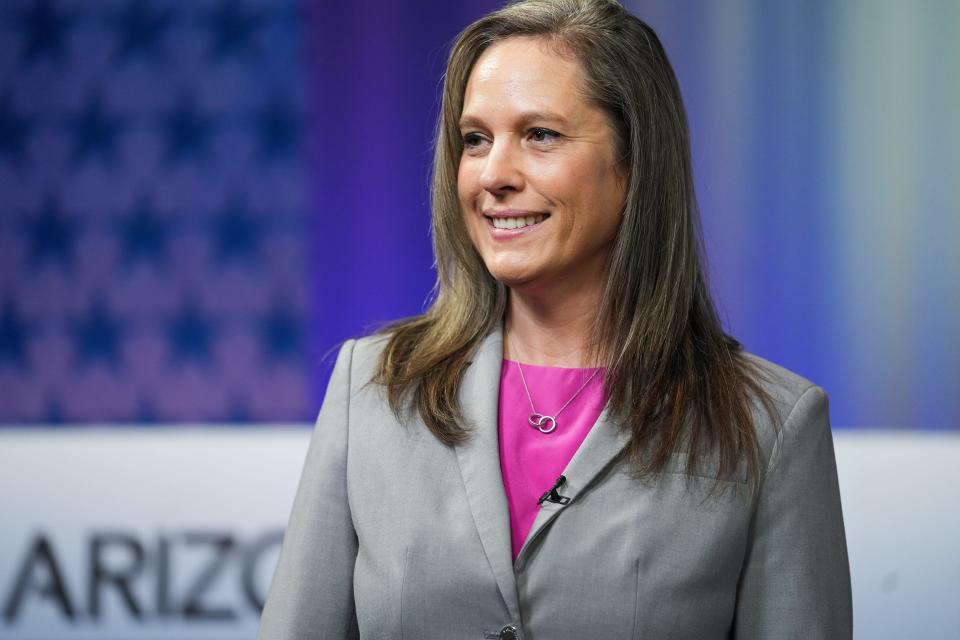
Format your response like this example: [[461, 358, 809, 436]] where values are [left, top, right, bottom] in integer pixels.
[[482, 211, 550, 237]]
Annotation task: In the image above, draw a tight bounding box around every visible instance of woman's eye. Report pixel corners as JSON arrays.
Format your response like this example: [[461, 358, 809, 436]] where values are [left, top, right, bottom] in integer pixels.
[[530, 127, 560, 143], [462, 133, 484, 147]]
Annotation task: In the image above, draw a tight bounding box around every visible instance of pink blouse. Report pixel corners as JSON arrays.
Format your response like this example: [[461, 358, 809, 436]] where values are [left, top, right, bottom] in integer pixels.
[[497, 359, 607, 561]]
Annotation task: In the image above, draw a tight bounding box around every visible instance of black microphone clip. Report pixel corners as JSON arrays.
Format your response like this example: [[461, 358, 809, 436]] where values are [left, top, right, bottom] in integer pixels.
[[538, 475, 571, 505]]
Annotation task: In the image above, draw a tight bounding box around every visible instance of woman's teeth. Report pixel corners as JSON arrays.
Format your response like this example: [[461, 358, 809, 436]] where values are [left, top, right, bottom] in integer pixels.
[[491, 214, 547, 229]]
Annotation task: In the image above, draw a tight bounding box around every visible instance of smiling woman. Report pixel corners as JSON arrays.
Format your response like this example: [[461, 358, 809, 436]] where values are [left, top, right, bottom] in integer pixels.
[[458, 37, 626, 296], [258, 1, 852, 638]]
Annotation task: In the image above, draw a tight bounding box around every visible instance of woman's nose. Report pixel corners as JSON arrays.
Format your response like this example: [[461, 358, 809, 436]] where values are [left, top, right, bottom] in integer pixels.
[[479, 139, 524, 194]]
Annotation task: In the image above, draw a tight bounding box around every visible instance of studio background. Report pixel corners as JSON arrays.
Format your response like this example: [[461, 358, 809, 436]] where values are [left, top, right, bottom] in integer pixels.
[[1, 1, 957, 639]]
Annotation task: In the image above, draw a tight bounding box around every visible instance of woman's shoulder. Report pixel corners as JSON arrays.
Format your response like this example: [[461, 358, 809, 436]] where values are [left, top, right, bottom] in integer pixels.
[[334, 332, 392, 384], [352, 331, 392, 361], [741, 351, 822, 411], [738, 351, 831, 458]]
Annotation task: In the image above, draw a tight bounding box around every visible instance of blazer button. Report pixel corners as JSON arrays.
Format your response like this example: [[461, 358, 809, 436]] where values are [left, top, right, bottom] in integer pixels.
[[498, 624, 520, 640]]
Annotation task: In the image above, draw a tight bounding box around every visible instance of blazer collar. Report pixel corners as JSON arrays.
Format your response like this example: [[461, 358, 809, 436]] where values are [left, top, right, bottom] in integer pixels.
[[453, 324, 632, 619]]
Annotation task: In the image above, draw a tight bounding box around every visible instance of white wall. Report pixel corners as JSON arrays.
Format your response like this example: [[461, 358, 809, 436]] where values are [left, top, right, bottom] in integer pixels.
[[1, 429, 957, 639], [834, 432, 960, 639]]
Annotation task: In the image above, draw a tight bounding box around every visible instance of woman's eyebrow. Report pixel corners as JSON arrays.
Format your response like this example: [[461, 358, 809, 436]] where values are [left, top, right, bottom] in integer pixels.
[[458, 114, 485, 129], [458, 110, 571, 129]]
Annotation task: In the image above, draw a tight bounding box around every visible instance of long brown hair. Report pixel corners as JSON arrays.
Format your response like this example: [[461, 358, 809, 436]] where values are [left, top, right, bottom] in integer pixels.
[[373, 0, 776, 487]]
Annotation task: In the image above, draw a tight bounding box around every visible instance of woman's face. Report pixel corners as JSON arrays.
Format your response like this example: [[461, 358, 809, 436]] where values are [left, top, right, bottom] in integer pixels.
[[457, 36, 626, 294]]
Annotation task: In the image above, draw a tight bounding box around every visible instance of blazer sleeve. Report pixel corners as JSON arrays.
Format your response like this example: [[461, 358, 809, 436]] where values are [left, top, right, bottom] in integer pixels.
[[258, 339, 360, 640], [733, 385, 852, 639]]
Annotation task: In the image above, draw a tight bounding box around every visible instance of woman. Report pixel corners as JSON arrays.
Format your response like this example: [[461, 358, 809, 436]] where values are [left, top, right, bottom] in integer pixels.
[[259, 0, 851, 638]]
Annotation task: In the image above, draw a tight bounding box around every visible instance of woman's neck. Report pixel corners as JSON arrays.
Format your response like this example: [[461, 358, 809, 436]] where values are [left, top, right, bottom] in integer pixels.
[[503, 282, 602, 368]]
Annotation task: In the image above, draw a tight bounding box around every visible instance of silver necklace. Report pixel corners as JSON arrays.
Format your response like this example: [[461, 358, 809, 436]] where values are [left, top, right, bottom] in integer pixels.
[[515, 361, 601, 434]]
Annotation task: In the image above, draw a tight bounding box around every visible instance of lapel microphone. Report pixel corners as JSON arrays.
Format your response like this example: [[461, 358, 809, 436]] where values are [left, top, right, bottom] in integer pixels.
[[538, 475, 571, 505]]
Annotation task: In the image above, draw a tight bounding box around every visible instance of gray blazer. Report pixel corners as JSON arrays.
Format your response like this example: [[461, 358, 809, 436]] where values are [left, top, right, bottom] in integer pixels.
[[258, 327, 851, 639]]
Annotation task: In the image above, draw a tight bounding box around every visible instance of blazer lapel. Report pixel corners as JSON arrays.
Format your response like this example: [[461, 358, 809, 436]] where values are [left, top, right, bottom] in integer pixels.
[[514, 398, 632, 570], [453, 326, 520, 621]]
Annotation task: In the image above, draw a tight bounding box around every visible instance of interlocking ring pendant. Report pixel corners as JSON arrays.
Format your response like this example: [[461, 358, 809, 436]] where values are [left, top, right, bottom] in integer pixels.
[[528, 413, 557, 434]]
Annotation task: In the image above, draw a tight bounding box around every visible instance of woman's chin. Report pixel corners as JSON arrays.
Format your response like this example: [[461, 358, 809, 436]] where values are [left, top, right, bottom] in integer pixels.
[[488, 267, 538, 289]]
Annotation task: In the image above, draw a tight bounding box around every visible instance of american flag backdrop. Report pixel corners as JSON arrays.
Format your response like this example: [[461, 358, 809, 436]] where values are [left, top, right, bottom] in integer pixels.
[[0, 0, 312, 425], [2, 0, 959, 430]]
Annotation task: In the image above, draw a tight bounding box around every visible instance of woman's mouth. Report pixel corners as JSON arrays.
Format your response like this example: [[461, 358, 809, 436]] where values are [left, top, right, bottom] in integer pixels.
[[485, 213, 550, 230]]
